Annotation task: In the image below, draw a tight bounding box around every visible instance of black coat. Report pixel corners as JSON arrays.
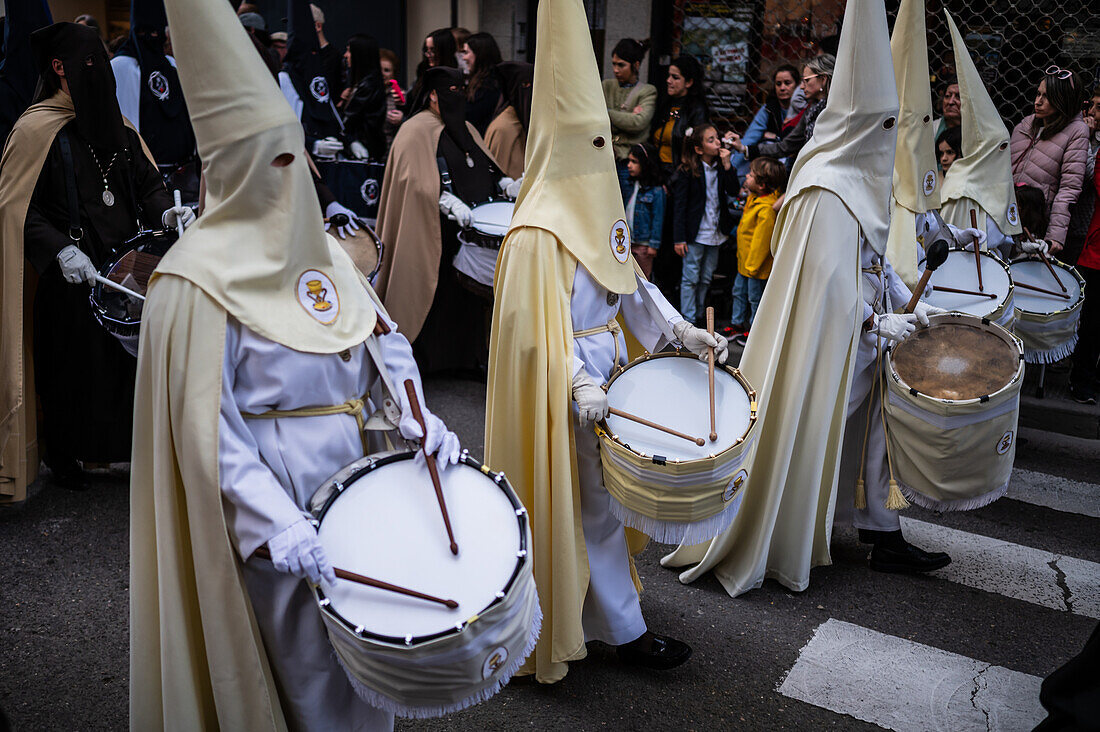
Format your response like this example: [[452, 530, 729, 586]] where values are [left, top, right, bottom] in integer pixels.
[[670, 160, 740, 245], [342, 74, 387, 160]]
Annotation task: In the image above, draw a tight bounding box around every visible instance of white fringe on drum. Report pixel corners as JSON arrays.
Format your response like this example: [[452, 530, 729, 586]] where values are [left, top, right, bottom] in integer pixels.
[[899, 479, 1009, 512], [340, 601, 543, 720], [608, 489, 745, 546], [1022, 333, 1078, 365]]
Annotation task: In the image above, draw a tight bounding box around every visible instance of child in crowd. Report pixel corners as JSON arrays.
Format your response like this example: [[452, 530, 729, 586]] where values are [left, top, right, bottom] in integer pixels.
[[1012, 183, 1051, 255], [731, 156, 786, 342], [672, 124, 740, 325], [625, 142, 666, 278], [936, 126, 962, 176]]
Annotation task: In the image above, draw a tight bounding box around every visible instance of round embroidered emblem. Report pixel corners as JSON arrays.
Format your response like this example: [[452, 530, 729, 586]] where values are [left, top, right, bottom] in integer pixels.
[[360, 177, 380, 206], [147, 71, 169, 101], [482, 646, 509, 679], [309, 76, 330, 103], [1006, 202, 1020, 227], [610, 219, 630, 264], [996, 431, 1013, 455], [724, 469, 748, 502], [922, 170, 937, 196], [296, 270, 340, 324]]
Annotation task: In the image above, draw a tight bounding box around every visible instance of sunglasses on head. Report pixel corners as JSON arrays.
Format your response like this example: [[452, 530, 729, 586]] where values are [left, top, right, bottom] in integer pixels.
[[1045, 65, 1074, 87]]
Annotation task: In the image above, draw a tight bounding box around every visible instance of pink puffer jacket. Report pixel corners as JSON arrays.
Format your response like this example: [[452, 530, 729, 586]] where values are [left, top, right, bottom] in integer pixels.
[[1010, 114, 1089, 245]]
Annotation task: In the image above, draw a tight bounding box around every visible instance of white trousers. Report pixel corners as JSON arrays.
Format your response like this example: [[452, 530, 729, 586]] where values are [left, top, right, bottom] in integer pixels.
[[574, 411, 648, 645]]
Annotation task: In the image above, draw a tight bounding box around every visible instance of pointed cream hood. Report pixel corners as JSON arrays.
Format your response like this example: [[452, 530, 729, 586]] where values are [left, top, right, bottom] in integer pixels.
[[507, 0, 636, 295], [781, 0, 899, 254], [153, 0, 376, 352], [890, 0, 939, 213], [939, 11, 1021, 236]]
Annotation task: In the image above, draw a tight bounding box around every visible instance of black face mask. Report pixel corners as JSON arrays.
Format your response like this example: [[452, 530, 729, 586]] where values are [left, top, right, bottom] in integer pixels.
[[410, 66, 480, 157], [497, 62, 534, 131]]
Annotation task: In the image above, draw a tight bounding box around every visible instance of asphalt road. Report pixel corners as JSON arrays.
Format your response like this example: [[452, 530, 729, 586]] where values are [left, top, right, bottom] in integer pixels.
[[1, 375, 1097, 731]]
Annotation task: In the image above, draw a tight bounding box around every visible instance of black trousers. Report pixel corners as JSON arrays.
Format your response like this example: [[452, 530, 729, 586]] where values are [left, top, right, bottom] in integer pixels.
[[1070, 265, 1100, 388]]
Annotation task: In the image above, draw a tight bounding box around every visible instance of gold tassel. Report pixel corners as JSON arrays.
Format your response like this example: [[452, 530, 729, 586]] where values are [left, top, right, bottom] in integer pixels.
[[885, 479, 910, 510], [854, 478, 867, 510]]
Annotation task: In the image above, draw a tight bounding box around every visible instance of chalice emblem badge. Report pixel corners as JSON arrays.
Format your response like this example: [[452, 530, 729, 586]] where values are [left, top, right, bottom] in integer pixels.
[[609, 218, 630, 263], [482, 646, 509, 679], [306, 279, 332, 312], [296, 270, 340, 324]]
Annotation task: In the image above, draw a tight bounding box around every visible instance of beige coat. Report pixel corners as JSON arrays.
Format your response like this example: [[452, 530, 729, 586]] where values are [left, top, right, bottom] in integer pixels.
[[485, 105, 527, 180]]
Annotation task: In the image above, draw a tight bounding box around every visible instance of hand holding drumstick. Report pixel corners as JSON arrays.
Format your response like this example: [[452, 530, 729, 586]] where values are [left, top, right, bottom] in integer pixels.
[[400, 379, 461, 555]]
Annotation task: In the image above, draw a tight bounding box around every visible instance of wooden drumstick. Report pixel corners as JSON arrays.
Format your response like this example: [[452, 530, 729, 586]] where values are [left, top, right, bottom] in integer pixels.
[[705, 306, 717, 443], [1013, 280, 1071, 300], [403, 379, 459, 555], [932, 285, 997, 299], [373, 317, 391, 336], [970, 209, 984, 292], [905, 240, 949, 313], [608, 407, 706, 446], [253, 547, 458, 609], [1024, 227, 1067, 293]]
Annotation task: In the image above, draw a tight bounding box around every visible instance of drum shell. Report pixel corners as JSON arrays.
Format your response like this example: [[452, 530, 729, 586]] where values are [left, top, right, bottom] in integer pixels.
[[884, 313, 1024, 511], [1009, 259, 1086, 364]]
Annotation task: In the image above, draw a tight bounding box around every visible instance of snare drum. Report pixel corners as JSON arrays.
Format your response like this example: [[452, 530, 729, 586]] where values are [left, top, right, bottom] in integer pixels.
[[1008, 258, 1085, 364], [308, 451, 541, 718], [884, 313, 1024, 511], [596, 351, 758, 545], [89, 228, 177, 356], [466, 200, 515, 248], [922, 248, 1015, 328], [316, 159, 386, 222], [334, 220, 384, 283], [454, 200, 516, 293]]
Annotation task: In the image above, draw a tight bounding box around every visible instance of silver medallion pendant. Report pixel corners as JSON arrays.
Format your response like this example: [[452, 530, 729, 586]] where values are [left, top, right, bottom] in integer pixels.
[[102, 189, 115, 207], [465, 152, 474, 168]]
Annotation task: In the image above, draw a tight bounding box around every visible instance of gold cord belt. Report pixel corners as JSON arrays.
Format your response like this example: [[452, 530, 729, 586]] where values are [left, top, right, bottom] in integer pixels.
[[243, 397, 369, 453], [574, 319, 623, 367]]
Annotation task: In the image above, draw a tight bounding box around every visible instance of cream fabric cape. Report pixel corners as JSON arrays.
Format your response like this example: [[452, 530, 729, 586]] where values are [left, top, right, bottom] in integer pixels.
[[939, 11, 1021, 238], [130, 271, 394, 729], [885, 0, 940, 287], [485, 105, 527, 180], [373, 110, 500, 342], [0, 92, 152, 504]]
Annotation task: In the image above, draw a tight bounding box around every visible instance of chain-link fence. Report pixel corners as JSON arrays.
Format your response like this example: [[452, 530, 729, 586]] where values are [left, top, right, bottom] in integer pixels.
[[665, 0, 1100, 131]]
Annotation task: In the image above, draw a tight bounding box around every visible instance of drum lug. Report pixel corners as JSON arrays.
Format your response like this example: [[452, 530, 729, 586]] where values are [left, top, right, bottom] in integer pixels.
[[405, 635, 413, 646], [496, 591, 505, 599], [517, 549, 527, 557], [309, 519, 320, 528], [515, 507, 527, 516], [333, 481, 344, 493], [355, 625, 365, 637], [455, 622, 466, 632], [319, 598, 331, 607], [494, 473, 505, 484]]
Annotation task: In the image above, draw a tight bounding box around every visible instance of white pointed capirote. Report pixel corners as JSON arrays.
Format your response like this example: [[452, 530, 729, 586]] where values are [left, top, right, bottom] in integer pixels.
[[508, 0, 636, 295], [781, 0, 899, 255], [939, 11, 1022, 237], [155, 0, 377, 352], [885, 0, 940, 285]]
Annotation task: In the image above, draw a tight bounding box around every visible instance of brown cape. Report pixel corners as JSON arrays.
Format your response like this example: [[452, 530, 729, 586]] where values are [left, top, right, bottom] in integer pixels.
[[373, 109, 501, 342], [0, 92, 152, 504], [485, 105, 526, 180]]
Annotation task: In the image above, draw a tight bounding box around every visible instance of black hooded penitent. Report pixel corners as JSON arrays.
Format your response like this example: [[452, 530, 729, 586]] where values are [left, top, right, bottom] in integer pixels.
[[284, 0, 341, 141]]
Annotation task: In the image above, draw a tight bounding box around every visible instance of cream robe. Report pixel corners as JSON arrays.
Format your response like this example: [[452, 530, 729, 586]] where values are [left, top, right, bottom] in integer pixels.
[[662, 189, 863, 594]]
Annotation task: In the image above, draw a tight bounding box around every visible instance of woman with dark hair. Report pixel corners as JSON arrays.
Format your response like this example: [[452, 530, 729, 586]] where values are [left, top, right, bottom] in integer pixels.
[[603, 38, 657, 198], [1010, 66, 1089, 253], [731, 64, 805, 176], [650, 54, 709, 175], [340, 33, 387, 160], [936, 125, 962, 176], [460, 31, 502, 135], [413, 28, 456, 86]]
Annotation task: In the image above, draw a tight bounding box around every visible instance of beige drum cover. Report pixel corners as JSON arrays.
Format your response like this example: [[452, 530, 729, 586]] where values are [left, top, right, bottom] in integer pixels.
[[884, 313, 1024, 511]]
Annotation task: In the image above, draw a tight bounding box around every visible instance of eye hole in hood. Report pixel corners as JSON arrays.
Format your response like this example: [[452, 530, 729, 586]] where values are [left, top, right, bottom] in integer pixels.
[[271, 152, 296, 167]]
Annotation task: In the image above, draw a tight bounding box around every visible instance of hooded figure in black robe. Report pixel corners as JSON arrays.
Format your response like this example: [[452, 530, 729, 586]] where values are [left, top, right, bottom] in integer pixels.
[[280, 0, 342, 148], [19, 22, 172, 486], [110, 0, 195, 169], [0, 0, 52, 144]]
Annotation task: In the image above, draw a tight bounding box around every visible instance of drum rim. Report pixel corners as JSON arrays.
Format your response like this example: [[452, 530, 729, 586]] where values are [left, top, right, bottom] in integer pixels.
[[1008, 256, 1086, 317], [599, 350, 759, 463], [885, 312, 1025, 404], [311, 451, 531, 648], [88, 228, 177, 335], [468, 198, 515, 237], [921, 247, 1015, 317]]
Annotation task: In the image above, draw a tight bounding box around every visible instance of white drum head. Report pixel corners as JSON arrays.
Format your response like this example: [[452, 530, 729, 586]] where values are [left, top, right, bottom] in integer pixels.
[[317, 457, 522, 640], [604, 356, 751, 462], [470, 201, 515, 237], [924, 250, 1011, 318], [1010, 260, 1082, 315]]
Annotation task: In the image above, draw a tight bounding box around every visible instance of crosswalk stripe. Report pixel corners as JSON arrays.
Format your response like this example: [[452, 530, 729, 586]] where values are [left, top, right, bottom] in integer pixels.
[[1007, 468, 1100, 518], [779, 619, 1046, 731], [900, 517, 1100, 619]]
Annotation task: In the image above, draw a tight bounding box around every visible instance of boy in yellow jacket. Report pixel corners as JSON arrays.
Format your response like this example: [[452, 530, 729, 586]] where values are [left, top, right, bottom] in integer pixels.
[[731, 156, 787, 341]]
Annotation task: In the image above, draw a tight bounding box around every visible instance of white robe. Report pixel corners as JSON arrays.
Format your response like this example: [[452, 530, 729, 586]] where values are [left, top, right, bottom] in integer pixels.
[[218, 314, 424, 732], [570, 267, 680, 644], [110, 54, 178, 132]]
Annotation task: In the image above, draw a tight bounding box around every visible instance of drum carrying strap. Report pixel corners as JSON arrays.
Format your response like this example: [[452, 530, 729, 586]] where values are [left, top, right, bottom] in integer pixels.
[[574, 319, 623, 368], [57, 131, 83, 243]]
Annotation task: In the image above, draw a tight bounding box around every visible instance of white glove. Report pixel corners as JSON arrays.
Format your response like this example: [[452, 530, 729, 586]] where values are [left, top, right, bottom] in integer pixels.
[[438, 191, 473, 228], [56, 245, 97, 284], [949, 225, 987, 251], [913, 301, 947, 327], [572, 368, 608, 423], [349, 140, 369, 160], [874, 312, 918, 342], [311, 136, 344, 159], [161, 204, 196, 231], [1020, 238, 1050, 256], [398, 397, 461, 467], [266, 519, 336, 585], [498, 177, 515, 194], [672, 319, 729, 365], [323, 201, 361, 240], [505, 176, 523, 200]]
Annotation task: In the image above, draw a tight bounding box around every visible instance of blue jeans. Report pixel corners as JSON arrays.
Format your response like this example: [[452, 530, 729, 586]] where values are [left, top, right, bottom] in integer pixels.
[[680, 242, 720, 324], [616, 159, 632, 203], [731, 273, 767, 328]]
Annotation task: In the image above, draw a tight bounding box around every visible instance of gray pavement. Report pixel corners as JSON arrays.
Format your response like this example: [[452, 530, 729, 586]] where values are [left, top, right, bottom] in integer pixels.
[[1, 375, 1097, 731]]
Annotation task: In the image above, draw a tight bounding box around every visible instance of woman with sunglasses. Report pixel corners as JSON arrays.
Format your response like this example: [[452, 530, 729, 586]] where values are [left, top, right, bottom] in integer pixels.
[[1009, 65, 1090, 254]]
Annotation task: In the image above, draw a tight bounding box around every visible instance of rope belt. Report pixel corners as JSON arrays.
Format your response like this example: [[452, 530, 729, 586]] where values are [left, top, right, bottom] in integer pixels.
[[574, 319, 622, 367], [243, 397, 369, 453]]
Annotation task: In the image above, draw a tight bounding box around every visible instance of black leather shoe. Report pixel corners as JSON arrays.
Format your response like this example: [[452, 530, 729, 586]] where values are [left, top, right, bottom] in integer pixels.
[[617, 631, 692, 670], [870, 540, 951, 574]]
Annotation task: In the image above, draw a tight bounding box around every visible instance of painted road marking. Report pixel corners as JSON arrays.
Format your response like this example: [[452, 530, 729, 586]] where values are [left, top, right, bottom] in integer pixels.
[[1008, 469, 1100, 519], [779, 619, 1045, 731], [901, 517, 1100, 619]]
